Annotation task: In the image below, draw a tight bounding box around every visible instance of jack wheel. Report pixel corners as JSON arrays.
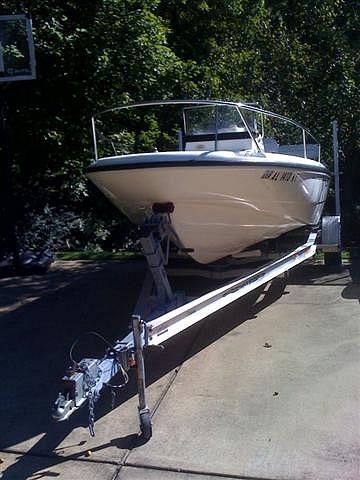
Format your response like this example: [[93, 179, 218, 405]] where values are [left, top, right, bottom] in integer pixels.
[[140, 411, 152, 440]]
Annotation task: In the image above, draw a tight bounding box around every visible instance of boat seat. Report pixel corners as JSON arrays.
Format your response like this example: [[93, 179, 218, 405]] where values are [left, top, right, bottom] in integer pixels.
[[184, 130, 253, 152]]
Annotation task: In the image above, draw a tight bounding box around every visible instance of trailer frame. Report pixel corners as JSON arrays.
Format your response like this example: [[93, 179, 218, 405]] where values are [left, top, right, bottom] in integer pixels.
[[53, 220, 321, 440]]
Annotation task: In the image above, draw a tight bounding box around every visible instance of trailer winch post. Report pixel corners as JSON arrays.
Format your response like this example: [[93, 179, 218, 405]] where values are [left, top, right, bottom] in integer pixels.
[[132, 314, 152, 439]]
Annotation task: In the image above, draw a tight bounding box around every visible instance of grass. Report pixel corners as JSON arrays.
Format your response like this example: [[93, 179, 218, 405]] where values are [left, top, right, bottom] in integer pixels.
[[315, 249, 350, 261], [56, 250, 140, 261]]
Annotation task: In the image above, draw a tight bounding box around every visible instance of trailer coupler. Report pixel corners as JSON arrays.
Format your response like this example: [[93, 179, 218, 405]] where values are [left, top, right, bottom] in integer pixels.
[[52, 338, 136, 435]]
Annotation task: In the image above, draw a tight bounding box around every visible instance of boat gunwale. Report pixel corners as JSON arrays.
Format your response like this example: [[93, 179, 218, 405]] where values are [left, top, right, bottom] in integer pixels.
[[86, 157, 331, 176]]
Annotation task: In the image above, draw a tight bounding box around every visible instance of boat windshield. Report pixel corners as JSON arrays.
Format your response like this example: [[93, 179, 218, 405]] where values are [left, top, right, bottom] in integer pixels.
[[182, 104, 259, 153], [184, 105, 246, 135]]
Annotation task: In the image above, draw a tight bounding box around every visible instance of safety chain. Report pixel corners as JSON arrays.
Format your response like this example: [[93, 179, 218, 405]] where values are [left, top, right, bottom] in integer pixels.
[[81, 363, 100, 437], [88, 389, 100, 437], [104, 352, 130, 411], [86, 353, 129, 437]]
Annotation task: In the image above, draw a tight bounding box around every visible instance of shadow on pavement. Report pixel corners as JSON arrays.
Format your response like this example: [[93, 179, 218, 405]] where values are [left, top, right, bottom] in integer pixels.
[[0, 258, 355, 479], [0, 260, 145, 479], [342, 257, 360, 301]]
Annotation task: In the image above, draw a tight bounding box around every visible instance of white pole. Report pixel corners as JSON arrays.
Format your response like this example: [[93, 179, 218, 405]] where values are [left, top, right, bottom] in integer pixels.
[[332, 120, 340, 217]]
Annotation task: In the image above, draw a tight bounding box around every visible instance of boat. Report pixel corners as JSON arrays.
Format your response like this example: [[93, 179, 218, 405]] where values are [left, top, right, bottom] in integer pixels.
[[87, 100, 330, 264]]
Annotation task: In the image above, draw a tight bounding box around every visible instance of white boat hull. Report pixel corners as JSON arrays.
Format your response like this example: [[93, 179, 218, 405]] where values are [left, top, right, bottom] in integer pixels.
[[88, 152, 330, 264]]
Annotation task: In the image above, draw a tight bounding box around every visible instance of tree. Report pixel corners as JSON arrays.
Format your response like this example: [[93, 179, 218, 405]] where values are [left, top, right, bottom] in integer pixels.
[[0, 0, 184, 252], [0, 0, 358, 252]]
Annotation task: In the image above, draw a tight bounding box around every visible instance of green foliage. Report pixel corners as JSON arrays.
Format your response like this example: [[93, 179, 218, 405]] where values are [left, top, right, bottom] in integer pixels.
[[0, 0, 358, 250], [20, 205, 106, 251], [56, 250, 140, 261]]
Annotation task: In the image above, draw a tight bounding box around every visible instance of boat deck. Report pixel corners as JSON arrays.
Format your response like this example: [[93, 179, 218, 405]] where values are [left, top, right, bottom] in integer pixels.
[[0, 259, 359, 480]]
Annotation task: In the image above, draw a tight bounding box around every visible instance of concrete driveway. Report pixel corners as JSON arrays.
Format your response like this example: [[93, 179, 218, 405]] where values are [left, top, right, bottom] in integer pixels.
[[0, 258, 359, 479]]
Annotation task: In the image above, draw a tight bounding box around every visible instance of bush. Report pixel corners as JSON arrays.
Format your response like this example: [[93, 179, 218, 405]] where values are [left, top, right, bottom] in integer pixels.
[[18, 205, 135, 253]]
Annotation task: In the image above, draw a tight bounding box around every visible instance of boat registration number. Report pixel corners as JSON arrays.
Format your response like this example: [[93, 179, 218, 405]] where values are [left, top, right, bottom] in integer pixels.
[[261, 170, 297, 183]]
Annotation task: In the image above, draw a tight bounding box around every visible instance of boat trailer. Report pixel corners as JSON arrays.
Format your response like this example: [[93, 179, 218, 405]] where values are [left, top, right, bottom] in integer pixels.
[[52, 212, 339, 441], [52, 119, 342, 440]]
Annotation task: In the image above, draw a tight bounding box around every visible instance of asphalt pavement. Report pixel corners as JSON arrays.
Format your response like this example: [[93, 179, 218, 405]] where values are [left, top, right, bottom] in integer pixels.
[[0, 258, 359, 480]]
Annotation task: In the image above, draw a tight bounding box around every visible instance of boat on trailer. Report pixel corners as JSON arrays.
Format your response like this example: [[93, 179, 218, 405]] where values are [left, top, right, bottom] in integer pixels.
[[53, 101, 338, 441], [87, 100, 330, 264]]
